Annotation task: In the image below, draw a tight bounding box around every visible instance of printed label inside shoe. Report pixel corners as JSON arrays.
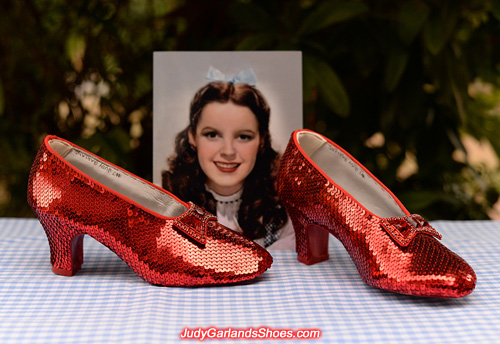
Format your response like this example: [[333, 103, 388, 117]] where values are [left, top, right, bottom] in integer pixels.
[[69, 148, 123, 179], [313, 143, 405, 218], [325, 144, 366, 179], [64, 147, 186, 218]]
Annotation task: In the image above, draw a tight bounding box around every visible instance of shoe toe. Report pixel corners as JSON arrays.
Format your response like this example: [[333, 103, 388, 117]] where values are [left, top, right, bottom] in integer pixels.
[[408, 236, 477, 298], [438, 261, 476, 298], [204, 224, 273, 283], [154, 222, 273, 286]]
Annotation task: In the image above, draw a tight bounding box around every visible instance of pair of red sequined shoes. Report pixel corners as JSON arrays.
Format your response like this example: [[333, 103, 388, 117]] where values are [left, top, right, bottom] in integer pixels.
[[28, 131, 476, 297]]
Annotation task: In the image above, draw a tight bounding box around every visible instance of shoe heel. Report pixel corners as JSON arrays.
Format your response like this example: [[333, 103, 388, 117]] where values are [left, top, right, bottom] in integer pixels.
[[38, 213, 84, 276], [290, 212, 330, 265]]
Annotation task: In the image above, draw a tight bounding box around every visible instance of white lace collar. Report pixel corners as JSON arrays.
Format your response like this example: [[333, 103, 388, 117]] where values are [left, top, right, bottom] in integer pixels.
[[205, 185, 243, 204]]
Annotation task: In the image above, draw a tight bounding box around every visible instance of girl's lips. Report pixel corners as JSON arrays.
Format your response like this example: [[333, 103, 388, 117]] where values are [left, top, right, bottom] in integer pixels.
[[214, 161, 240, 173]]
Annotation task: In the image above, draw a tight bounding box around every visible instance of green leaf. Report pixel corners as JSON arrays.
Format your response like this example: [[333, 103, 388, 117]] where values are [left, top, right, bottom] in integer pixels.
[[299, 1, 368, 35], [385, 49, 409, 92], [422, 17, 444, 55], [398, 1, 430, 44], [65, 32, 86, 72], [304, 55, 350, 117], [0, 78, 4, 116], [303, 71, 316, 104], [228, 2, 272, 31], [422, 6, 458, 55], [235, 33, 274, 50], [492, 1, 500, 22]]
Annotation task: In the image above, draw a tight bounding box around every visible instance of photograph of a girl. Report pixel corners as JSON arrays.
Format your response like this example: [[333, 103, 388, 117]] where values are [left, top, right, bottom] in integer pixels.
[[161, 76, 295, 249]]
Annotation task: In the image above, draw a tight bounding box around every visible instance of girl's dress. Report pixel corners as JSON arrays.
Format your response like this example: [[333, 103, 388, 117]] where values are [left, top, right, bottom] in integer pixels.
[[206, 186, 296, 250]]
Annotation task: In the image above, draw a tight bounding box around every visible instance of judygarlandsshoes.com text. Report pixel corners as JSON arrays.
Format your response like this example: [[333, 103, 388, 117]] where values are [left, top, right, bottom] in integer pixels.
[[180, 327, 321, 341]]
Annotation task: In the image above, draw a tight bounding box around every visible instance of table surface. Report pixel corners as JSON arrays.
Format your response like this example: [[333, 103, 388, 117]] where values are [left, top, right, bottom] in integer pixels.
[[0, 218, 499, 344]]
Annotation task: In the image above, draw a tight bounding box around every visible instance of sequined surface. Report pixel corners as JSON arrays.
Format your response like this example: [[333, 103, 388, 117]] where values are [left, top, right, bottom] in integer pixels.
[[27, 135, 272, 286], [277, 129, 476, 298]]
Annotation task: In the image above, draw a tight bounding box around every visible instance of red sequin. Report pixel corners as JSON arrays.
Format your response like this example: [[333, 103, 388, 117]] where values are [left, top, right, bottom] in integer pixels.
[[278, 129, 476, 298], [27, 135, 272, 286]]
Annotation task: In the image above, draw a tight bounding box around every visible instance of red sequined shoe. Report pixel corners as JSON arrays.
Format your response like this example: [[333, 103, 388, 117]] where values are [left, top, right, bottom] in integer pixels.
[[278, 129, 476, 298], [27, 135, 272, 286]]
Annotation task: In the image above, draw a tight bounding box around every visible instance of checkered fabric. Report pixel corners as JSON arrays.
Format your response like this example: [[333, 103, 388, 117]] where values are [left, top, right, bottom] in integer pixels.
[[0, 218, 498, 343]]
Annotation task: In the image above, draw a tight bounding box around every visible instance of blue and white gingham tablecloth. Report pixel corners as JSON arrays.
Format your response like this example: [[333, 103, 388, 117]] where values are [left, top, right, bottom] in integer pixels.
[[0, 218, 499, 343]]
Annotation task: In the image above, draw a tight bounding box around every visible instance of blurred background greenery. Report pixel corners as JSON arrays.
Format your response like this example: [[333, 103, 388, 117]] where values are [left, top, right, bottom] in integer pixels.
[[1, 0, 500, 220]]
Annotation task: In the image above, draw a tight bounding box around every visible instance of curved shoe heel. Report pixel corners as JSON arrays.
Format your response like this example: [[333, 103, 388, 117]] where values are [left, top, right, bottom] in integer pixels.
[[38, 213, 84, 276]]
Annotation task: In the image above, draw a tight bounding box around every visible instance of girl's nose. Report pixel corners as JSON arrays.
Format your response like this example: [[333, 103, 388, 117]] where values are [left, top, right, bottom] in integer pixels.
[[220, 138, 236, 159]]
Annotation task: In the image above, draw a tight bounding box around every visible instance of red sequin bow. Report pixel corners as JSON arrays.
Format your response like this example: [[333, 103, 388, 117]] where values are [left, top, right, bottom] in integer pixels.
[[381, 214, 442, 247], [173, 202, 217, 245]]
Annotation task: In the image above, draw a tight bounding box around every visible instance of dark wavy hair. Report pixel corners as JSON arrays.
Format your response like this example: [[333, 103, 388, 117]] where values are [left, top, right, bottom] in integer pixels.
[[162, 81, 287, 240]]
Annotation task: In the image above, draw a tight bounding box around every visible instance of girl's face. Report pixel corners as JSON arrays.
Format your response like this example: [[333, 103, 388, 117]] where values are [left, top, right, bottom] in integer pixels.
[[188, 101, 261, 196]]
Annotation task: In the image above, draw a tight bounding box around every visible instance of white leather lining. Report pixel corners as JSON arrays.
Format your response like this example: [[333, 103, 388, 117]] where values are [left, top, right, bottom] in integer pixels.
[[48, 139, 186, 218], [297, 132, 406, 218]]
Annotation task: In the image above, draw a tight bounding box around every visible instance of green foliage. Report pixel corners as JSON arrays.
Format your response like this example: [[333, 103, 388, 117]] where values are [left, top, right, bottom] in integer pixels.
[[298, 1, 369, 35], [1, 0, 500, 220], [304, 55, 350, 117]]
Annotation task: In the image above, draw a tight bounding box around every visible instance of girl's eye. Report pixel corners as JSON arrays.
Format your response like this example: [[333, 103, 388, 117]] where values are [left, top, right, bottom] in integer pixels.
[[203, 131, 219, 139], [239, 134, 253, 141]]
